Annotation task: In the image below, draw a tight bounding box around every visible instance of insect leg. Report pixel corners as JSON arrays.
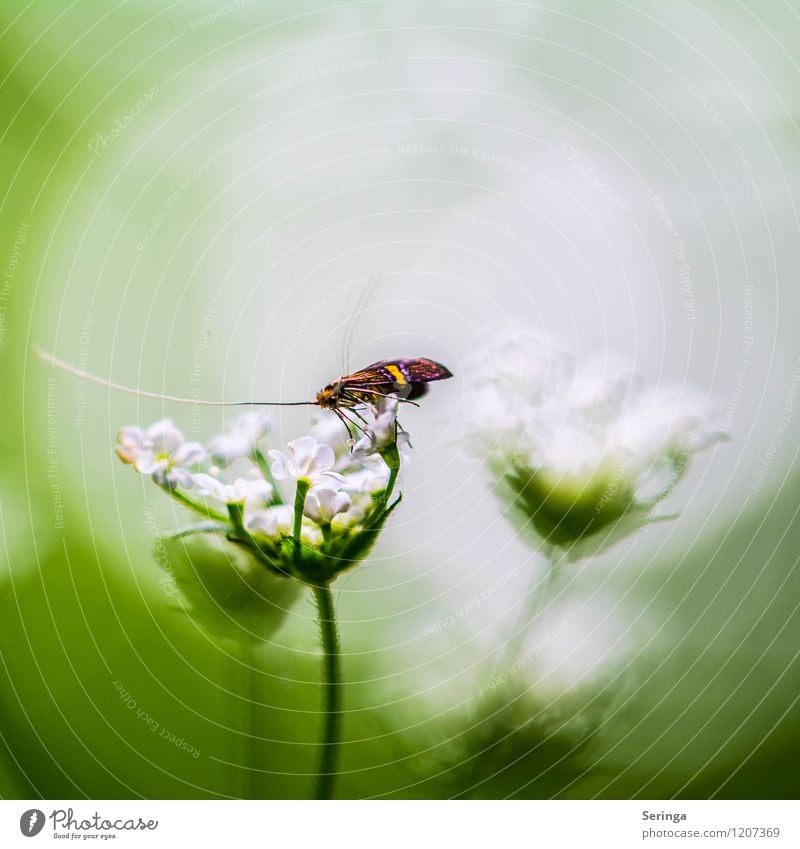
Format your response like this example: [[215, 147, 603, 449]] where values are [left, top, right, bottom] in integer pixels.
[[338, 407, 370, 436], [343, 387, 421, 408], [397, 419, 413, 448], [332, 409, 356, 444], [366, 389, 420, 408], [349, 407, 370, 427]]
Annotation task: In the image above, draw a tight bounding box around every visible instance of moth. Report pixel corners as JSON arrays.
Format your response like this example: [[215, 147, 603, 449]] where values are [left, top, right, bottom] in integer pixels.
[[314, 357, 452, 437]]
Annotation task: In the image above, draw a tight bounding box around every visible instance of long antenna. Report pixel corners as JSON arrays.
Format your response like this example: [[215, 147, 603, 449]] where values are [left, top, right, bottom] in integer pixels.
[[339, 274, 382, 375], [33, 346, 315, 407]]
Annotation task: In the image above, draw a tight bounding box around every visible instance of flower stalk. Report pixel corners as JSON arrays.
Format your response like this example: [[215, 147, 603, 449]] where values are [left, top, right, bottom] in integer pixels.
[[493, 551, 562, 677], [165, 485, 227, 523], [380, 442, 401, 505], [241, 631, 261, 800], [292, 477, 311, 562], [312, 582, 341, 800]]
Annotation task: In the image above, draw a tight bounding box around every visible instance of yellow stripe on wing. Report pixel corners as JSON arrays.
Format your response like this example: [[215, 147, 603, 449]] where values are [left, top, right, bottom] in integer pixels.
[[384, 364, 407, 384]]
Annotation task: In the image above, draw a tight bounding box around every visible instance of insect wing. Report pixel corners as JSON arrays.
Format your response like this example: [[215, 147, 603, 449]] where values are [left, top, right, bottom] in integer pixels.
[[335, 358, 453, 405], [395, 358, 453, 383], [338, 366, 395, 388]]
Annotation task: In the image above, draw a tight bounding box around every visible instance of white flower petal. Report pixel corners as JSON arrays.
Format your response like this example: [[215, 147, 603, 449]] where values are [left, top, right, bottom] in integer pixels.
[[350, 394, 404, 456], [268, 437, 345, 487], [315, 471, 347, 489], [115, 426, 148, 465], [208, 410, 273, 465], [247, 505, 293, 538], [239, 478, 273, 505], [236, 409, 273, 442], [310, 414, 348, 453], [144, 419, 184, 454], [207, 434, 248, 465], [308, 442, 336, 474], [287, 436, 318, 471], [342, 466, 387, 494], [304, 488, 352, 523], [332, 497, 370, 527], [137, 456, 165, 476], [165, 467, 195, 489], [193, 473, 273, 504], [192, 472, 226, 500], [172, 441, 207, 467], [351, 434, 372, 455], [268, 449, 294, 481]]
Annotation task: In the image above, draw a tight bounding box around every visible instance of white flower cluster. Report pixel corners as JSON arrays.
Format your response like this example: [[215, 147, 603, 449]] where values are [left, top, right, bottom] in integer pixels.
[[470, 333, 726, 560], [116, 420, 206, 488], [116, 398, 406, 583]]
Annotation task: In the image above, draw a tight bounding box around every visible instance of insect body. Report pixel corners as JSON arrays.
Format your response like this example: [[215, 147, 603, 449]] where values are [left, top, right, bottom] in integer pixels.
[[315, 358, 452, 439], [316, 358, 453, 409]]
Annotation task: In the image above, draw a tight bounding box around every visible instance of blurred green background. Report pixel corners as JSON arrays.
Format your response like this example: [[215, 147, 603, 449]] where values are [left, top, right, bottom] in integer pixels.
[[1, 0, 799, 799]]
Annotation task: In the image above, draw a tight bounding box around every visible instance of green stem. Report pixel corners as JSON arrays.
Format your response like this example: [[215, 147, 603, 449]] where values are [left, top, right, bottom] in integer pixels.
[[253, 448, 282, 504], [293, 478, 310, 560], [165, 486, 227, 522], [320, 522, 332, 553], [162, 521, 228, 540], [380, 443, 401, 505], [241, 634, 260, 800], [385, 465, 399, 504], [312, 583, 341, 800], [494, 552, 561, 678], [227, 501, 245, 531]]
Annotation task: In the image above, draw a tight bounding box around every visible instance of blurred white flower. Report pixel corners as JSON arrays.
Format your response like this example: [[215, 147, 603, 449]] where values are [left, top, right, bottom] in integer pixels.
[[331, 498, 370, 529], [207, 409, 273, 466], [192, 473, 273, 506], [304, 488, 352, 524], [268, 436, 346, 489], [247, 504, 293, 537], [116, 419, 206, 488], [340, 453, 395, 494], [518, 594, 650, 701], [310, 413, 349, 456], [470, 333, 726, 560]]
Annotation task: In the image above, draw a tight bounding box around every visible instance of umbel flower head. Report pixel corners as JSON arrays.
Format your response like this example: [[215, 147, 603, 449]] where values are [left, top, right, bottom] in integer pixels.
[[116, 402, 406, 611], [470, 333, 726, 561]]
